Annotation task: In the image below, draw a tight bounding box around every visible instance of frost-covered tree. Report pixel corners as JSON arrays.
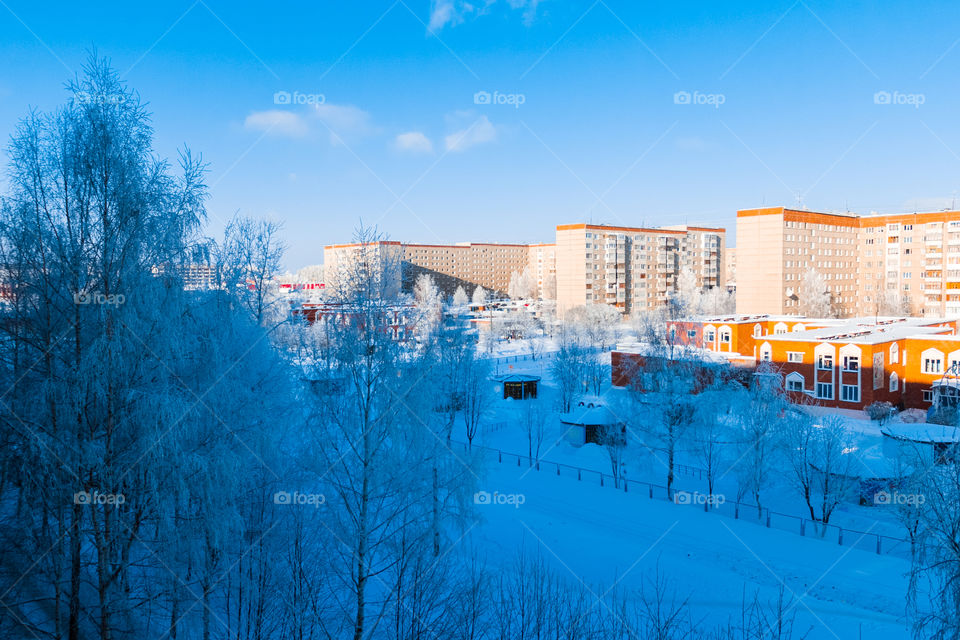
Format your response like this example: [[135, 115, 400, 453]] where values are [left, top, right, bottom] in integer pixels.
[[413, 273, 443, 345], [471, 285, 488, 307], [780, 414, 856, 533], [798, 267, 834, 317], [551, 323, 590, 412], [732, 368, 787, 518], [452, 284, 469, 309], [508, 266, 536, 300]]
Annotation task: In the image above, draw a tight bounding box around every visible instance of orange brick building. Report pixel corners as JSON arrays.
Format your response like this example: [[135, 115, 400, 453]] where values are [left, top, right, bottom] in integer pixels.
[[614, 315, 960, 411]]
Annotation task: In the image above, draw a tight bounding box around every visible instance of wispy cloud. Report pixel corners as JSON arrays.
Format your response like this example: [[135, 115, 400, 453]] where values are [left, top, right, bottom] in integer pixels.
[[428, 0, 542, 32], [243, 102, 376, 143], [312, 103, 376, 142], [243, 110, 309, 138], [445, 114, 497, 152], [394, 131, 434, 154]]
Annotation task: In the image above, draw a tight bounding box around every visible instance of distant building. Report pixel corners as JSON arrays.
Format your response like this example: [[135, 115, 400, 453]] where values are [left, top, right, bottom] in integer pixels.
[[554, 223, 726, 316], [323, 240, 549, 299], [736, 206, 960, 317]]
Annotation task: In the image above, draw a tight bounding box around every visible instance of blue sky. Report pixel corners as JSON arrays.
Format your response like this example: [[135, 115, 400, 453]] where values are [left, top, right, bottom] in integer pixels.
[[2, 1, 960, 268]]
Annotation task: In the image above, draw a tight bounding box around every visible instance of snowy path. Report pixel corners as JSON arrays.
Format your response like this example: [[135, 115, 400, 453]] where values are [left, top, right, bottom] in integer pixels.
[[467, 461, 914, 639]]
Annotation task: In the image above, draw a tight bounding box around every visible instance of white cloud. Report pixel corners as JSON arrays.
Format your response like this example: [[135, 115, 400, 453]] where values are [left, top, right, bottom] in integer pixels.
[[428, 0, 541, 31], [311, 103, 374, 138], [243, 103, 375, 143], [444, 114, 497, 152], [243, 110, 309, 138], [394, 131, 434, 154]]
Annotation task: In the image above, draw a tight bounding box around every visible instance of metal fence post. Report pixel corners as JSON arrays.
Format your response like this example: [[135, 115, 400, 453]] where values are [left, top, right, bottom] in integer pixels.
[[838, 528, 844, 546], [876, 536, 882, 555], [648, 485, 653, 499], [623, 480, 628, 493], [600, 474, 604, 487], [765, 510, 771, 528], [800, 520, 805, 537], [556, 463, 560, 476], [577, 469, 581, 481]]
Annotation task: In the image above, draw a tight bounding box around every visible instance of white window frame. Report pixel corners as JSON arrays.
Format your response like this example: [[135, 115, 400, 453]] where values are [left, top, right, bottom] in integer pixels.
[[841, 384, 860, 403], [889, 371, 899, 392], [787, 352, 803, 363], [816, 382, 834, 399]]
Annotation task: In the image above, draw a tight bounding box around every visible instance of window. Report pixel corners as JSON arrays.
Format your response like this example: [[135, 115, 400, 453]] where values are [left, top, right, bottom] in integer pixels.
[[687, 330, 696, 339], [818, 354, 834, 370], [925, 358, 943, 374], [890, 343, 899, 364], [842, 355, 859, 372], [787, 352, 803, 363], [720, 330, 731, 344], [787, 378, 804, 392], [923, 389, 934, 402], [753, 324, 762, 338], [889, 372, 899, 392], [841, 384, 860, 402], [705, 330, 715, 342], [816, 382, 834, 399]]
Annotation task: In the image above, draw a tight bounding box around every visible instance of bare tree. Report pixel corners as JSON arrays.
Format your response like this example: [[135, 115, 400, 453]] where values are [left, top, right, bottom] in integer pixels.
[[780, 414, 856, 534]]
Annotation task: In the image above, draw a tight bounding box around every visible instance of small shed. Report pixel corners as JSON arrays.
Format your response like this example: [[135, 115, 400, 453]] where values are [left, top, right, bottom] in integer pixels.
[[493, 373, 540, 400], [560, 399, 624, 446], [882, 423, 960, 465]]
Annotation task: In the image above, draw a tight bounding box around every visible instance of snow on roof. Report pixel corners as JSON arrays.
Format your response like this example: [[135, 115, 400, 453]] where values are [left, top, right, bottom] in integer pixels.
[[882, 423, 960, 444], [614, 341, 734, 363], [764, 318, 957, 345], [492, 373, 541, 383], [559, 400, 623, 427]]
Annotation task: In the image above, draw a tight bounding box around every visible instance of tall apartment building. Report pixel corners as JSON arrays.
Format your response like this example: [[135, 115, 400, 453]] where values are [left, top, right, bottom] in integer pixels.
[[323, 240, 552, 298], [737, 207, 960, 318], [555, 223, 726, 315], [527, 243, 557, 299]]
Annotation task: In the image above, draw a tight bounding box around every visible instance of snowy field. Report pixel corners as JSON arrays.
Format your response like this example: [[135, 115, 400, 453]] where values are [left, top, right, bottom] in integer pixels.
[[449, 336, 928, 637]]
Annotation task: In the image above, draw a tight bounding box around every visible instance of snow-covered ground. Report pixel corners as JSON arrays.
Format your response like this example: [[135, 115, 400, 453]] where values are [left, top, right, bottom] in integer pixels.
[[467, 460, 914, 639], [448, 335, 926, 636]]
